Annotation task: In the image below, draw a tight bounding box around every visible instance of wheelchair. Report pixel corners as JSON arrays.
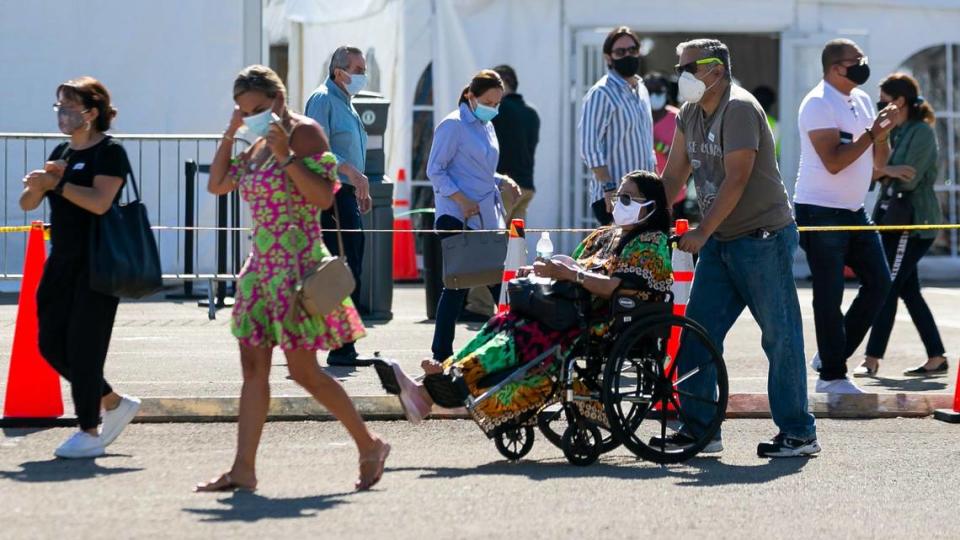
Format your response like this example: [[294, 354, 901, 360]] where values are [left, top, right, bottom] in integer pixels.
[[374, 282, 728, 467]]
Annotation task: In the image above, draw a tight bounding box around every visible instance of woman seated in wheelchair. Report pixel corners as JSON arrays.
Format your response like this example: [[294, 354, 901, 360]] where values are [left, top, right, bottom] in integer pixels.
[[384, 170, 673, 430]]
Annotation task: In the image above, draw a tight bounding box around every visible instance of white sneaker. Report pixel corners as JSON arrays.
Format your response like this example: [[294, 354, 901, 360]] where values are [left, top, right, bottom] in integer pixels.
[[100, 395, 141, 446], [54, 431, 105, 459], [810, 352, 822, 372], [815, 377, 866, 394]]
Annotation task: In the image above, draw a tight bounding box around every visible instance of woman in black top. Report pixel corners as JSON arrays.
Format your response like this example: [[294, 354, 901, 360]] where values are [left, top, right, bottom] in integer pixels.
[[19, 77, 141, 459]]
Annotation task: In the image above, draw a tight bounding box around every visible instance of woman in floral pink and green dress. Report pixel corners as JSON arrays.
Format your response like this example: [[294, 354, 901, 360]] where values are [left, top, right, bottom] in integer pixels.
[[196, 65, 389, 493]]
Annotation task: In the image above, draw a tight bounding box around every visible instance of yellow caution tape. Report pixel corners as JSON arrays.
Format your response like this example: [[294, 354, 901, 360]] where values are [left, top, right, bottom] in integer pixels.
[[0, 226, 35, 233], [1, 223, 959, 235]]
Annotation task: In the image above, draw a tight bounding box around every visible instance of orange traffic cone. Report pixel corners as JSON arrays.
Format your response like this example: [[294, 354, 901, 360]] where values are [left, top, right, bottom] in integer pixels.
[[392, 168, 418, 281], [3, 221, 64, 420], [658, 219, 694, 414], [934, 367, 960, 423], [667, 219, 694, 363], [497, 219, 527, 313]]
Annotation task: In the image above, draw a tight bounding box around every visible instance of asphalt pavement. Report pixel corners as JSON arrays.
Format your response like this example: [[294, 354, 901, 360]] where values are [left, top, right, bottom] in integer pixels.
[[1, 419, 958, 539]]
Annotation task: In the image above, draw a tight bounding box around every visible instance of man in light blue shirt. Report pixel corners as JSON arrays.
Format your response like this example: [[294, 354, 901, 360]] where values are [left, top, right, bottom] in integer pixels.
[[305, 45, 371, 366], [578, 26, 656, 225]]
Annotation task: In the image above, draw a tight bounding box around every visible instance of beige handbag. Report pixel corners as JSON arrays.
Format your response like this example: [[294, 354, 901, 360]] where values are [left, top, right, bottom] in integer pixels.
[[287, 177, 355, 318]]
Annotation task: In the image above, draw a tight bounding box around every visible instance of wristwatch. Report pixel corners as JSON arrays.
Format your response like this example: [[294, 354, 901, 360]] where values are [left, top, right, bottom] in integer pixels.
[[864, 127, 876, 142], [576, 270, 586, 284], [602, 181, 618, 193], [279, 153, 298, 169]]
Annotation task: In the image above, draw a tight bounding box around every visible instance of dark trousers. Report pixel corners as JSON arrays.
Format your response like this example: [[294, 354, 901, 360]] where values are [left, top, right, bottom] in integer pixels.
[[795, 204, 892, 380], [320, 185, 364, 354], [866, 234, 944, 359], [431, 215, 500, 361], [36, 257, 119, 430]]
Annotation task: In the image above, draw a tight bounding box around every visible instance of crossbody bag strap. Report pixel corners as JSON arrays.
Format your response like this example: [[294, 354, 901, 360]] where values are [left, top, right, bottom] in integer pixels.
[[282, 168, 305, 286], [331, 185, 347, 258]]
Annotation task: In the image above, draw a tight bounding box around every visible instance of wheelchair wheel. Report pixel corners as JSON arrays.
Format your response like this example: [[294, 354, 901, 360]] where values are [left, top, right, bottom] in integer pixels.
[[494, 425, 535, 461], [561, 423, 602, 466], [537, 405, 620, 454], [602, 315, 728, 464]]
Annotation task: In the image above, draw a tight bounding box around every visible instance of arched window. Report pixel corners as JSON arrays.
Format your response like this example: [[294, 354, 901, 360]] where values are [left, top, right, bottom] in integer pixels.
[[898, 44, 960, 257], [411, 62, 434, 181]]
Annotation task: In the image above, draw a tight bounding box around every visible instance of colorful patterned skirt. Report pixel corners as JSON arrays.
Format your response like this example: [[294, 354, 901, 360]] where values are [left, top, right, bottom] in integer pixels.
[[442, 312, 586, 432]]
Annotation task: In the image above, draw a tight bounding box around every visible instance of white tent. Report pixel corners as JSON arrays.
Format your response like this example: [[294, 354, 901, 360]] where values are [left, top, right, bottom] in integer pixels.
[[272, 0, 960, 272]]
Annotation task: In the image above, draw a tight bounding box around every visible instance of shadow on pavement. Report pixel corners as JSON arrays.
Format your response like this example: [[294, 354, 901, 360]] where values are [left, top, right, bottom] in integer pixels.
[[183, 491, 353, 522], [0, 457, 142, 483], [860, 376, 948, 392], [389, 455, 808, 486]]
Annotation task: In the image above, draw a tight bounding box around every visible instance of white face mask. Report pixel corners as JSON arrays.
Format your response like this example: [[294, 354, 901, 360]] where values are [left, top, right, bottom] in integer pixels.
[[678, 68, 720, 104], [649, 92, 667, 111], [612, 198, 656, 227], [242, 108, 274, 138]]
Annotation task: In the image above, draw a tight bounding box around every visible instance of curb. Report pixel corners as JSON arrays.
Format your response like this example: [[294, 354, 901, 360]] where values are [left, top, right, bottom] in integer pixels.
[[2, 393, 954, 426]]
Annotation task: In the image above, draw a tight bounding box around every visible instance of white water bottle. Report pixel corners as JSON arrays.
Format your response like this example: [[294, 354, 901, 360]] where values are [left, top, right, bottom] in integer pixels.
[[536, 231, 554, 260]]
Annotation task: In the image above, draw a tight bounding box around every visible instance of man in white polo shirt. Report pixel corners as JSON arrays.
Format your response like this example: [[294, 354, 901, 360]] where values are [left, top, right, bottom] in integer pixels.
[[794, 39, 898, 394]]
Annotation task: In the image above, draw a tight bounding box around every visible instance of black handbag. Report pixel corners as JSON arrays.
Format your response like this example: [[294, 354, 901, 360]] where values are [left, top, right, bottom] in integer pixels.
[[873, 181, 914, 227], [88, 152, 163, 298], [507, 277, 587, 331]]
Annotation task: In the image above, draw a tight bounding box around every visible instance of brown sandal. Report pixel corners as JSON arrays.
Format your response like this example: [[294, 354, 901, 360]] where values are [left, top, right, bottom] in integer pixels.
[[355, 441, 391, 491], [194, 472, 257, 493]]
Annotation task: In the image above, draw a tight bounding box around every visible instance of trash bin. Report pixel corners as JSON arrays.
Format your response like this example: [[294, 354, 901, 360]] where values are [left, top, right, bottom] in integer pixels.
[[354, 91, 394, 320], [357, 181, 394, 320]]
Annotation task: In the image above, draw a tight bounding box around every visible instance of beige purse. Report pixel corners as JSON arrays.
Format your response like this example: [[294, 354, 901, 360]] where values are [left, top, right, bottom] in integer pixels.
[[286, 176, 355, 318]]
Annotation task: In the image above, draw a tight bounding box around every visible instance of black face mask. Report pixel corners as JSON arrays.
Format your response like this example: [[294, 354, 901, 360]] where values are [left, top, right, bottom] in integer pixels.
[[611, 56, 640, 78], [842, 62, 870, 85], [876, 100, 889, 112]]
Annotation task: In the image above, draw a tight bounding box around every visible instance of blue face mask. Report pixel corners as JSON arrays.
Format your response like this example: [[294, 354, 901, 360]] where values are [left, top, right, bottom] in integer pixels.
[[473, 102, 499, 122], [344, 73, 367, 96], [242, 108, 273, 138]]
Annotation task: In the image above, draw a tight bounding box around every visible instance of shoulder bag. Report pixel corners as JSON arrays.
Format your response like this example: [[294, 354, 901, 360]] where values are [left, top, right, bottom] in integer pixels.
[[441, 214, 508, 289], [287, 176, 355, 317], [88, 147, 163, 298]]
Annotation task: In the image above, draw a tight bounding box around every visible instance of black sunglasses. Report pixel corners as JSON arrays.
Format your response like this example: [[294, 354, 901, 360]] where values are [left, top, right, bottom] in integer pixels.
[[611, 45, 640, 58], [618, 194, 647, 206], [674, 57, 723, 77]]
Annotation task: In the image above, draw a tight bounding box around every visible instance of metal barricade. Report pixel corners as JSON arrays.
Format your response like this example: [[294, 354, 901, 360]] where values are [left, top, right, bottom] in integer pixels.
[[0, 133, 249, 318]]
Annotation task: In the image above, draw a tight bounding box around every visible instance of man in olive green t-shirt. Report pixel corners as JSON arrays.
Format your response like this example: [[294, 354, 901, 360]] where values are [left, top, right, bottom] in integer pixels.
[[659, 38, 818, 458]]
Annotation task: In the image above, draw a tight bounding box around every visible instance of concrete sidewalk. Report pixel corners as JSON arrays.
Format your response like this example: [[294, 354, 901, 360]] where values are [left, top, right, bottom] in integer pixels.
[[1, 284, 957, 421]]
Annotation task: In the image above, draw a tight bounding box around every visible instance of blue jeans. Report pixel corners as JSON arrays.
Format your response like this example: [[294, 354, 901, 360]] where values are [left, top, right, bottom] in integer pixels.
[[794, 204, 892, 380], [321, 185, 365, 356], [678, 224, 816, 440]]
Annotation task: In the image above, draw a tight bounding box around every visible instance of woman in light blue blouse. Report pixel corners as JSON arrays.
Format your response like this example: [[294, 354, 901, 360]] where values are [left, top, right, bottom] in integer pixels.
[[427, 69, 521, 361]]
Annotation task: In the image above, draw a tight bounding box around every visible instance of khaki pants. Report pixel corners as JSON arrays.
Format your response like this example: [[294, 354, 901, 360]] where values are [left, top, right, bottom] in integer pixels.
[[500, 184, 536, 224]]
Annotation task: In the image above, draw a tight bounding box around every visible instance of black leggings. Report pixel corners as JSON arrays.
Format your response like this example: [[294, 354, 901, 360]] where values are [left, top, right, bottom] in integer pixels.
[[36, 257, 119, 430], [865, 234, 945, 359]]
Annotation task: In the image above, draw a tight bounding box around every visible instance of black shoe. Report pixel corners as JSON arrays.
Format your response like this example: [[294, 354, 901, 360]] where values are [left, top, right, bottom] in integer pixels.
[[648, 432, 723, 453], [757, 433, 821, 458], [903, 359, 948, 376], [326, 349, 360, 366], [327, 350, 380, 367]]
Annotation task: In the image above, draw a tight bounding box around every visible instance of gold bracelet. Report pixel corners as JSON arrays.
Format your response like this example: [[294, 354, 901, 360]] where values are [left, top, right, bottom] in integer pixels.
[[222, 133, 235, 142]]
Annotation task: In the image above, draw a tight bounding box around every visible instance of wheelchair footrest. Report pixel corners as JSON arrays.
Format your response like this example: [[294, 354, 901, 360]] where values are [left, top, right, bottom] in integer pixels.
[[371, 360, 401, 396], [423, 374, 470, 409]]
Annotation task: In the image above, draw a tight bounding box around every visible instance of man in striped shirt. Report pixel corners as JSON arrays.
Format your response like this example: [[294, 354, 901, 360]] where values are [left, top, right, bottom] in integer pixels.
[[578, 26, 657, 224]]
